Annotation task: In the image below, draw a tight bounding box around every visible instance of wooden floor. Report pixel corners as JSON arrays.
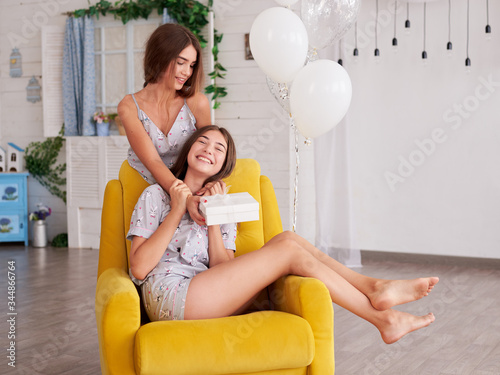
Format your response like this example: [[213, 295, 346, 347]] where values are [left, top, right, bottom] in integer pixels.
[[0, 245, 499, 375]]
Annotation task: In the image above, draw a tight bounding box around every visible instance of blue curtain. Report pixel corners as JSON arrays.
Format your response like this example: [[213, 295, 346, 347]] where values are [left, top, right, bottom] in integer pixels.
[[162, 8, 177, 24], [62, 16, 96, 136]]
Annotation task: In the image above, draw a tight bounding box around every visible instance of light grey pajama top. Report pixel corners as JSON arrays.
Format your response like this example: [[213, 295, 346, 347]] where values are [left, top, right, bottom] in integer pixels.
[[127, 93, 197, 184], [128, 184, 237, 321]]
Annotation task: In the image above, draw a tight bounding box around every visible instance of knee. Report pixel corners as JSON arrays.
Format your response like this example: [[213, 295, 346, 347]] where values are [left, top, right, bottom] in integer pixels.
[[275, 230, 298, 244]]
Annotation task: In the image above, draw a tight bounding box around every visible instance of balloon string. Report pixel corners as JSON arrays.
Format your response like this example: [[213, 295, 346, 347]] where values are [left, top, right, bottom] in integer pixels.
[[292, 117, 299, 232]]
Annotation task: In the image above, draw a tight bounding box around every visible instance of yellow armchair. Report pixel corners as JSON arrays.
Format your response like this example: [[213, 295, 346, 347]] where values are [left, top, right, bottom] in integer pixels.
[[96, 159, 335, 375]]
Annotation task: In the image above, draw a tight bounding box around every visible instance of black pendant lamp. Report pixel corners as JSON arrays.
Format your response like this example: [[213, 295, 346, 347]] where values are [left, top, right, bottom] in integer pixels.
[[353, 21, 359, 59], [422, 3, 428, 62], [465, 0, 471, 71], [392, 1, 398, 51], [374, 0, 380, 61]]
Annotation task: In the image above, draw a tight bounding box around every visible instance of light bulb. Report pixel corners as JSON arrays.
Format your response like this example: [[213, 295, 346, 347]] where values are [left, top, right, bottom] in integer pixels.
[[352, 48, 359, 64], [392, 38, 399, 53], [465, 57, 471, 74], [485, 25, 492, 41], [422, 51, 428, 66], [446, 42, 453, 58], [405, 20, 411, 36]]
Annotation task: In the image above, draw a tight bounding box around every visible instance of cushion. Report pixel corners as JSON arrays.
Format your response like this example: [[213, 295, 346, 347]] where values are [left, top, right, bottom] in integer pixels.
[[134, 311, 315, 375]]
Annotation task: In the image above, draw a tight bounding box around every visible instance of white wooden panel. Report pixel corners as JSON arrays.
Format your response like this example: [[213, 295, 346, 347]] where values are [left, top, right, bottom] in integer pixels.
[[105, 136, 129, 182], [41, 25, 65, 137], [223, 67, 266, 84], [79, 232, 101, 250], [215, 101, 277, 119], [214, 15, 255, 34], [218, 83, 274, 102], [67, 137, 100, 207], [200, 11, 215, 122], [79, 207, 102, 249], [217, 33, 244, 52], [219, 51, 258, 68]]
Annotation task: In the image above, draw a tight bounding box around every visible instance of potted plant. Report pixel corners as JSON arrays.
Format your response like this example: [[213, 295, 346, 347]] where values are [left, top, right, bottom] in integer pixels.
[[93, 111, 111, 136], [24, 126, 66, 204], [29, 203, 51, 247]]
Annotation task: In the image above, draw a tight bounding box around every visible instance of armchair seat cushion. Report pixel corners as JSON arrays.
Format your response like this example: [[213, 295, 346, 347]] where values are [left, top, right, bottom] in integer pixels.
[[135, 311, 315, 375]]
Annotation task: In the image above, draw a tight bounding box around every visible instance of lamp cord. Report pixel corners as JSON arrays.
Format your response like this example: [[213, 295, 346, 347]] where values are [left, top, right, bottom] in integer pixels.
[[375, 0, 379, 49], [355, 21, 358, 49], [448, 0, 452, 42], [467, 0, 470, 58], [423, 2, 426, 51], [394, 1, 397, 38], [486, 0, 490, 24]]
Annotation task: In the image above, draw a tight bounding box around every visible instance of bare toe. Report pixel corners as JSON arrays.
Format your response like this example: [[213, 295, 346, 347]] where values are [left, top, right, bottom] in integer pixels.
[[370, 277, 440, 311], [380, 312, 435, 344]]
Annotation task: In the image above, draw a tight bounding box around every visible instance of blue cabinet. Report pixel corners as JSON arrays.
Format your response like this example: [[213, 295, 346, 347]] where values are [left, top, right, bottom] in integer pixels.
[[0, 173, 29, 245]]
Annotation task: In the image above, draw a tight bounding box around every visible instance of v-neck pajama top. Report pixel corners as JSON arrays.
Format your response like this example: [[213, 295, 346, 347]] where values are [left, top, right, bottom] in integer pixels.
[[127, 93, 197, 184]]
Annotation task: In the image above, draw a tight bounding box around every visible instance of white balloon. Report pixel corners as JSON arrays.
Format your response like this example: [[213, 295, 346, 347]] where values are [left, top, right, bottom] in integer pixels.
[[249, 7, 308, 83], [274, 0, 299, 6], [290, 60, 352, 139], [301, 0, 360, 50]]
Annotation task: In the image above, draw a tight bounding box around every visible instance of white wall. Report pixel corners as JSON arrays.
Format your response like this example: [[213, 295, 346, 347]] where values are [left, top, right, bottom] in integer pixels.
[[0, 0, 89, 243], [214, 0, 298, 233], [0, 0, 310, 246], [7, 0, 493, 257], [339, 0, 500, 258]]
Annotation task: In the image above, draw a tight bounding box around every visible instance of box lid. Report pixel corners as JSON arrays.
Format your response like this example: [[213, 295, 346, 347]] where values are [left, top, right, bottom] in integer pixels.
[[199, 192, 259, 216]]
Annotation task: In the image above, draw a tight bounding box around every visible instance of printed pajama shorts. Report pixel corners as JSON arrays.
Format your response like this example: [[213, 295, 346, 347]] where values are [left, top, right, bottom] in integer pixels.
[[141, 276, 191, 321]]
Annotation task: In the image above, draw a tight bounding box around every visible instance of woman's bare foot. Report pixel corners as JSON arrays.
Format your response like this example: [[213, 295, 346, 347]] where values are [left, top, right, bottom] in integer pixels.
[[379, 310, 435, 344], [369, 277, 439, 311]]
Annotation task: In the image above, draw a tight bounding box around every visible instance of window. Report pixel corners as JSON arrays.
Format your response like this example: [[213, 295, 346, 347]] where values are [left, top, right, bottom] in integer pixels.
[[94, 18, 161, 117]]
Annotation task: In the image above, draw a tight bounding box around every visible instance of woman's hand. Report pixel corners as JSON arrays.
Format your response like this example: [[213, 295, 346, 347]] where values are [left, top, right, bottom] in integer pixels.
[[195, 181, 218, 196], [186, 180, 226, 225], [187, 195, 206, 226], [169, 180, 192, 215], [203, 180, 226, 197]]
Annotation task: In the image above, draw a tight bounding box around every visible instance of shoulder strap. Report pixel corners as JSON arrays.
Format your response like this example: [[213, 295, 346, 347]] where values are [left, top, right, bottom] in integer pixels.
[[131, 93, 141, 118]]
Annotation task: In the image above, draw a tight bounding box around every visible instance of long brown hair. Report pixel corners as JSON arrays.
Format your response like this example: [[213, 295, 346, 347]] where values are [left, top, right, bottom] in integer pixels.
[[143, 23, 203, 98], [170, 126, 236, 186]]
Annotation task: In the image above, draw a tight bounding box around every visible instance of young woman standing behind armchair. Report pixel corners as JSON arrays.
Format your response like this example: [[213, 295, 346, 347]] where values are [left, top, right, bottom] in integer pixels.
[[118, 23, 212, 225]]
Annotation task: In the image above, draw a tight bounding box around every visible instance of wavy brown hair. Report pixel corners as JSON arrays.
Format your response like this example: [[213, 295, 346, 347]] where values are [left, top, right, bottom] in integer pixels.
[[170, 126, 236, 186], [143, 23, 203, 98]]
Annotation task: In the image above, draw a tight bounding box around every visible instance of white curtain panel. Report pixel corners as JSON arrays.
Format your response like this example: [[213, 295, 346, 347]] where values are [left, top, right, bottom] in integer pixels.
[[314, 117, 361, 267], [314, 43, 361, 267]]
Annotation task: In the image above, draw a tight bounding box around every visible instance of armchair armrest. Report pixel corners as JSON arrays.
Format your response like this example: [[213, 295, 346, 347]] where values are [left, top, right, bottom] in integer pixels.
[[95, 268, 141, 375], [272, 275, 335, 375]]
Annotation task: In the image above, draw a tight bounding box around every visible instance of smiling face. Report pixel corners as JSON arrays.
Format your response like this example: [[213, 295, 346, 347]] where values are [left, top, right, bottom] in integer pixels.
[[171, 44, 197, 91], [187, 130, 228, 177]]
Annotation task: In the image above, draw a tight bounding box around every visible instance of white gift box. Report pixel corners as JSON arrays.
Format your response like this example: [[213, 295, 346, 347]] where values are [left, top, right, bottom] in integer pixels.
[[199, 192, 260, 226]]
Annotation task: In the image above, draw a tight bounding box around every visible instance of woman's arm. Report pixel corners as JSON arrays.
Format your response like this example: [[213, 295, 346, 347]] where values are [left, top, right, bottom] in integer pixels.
[[129, 181, 191, 280], [204, 181, 235, 267], [188, 92, 212, 128], [118, 95, 178, 193], [207, 225, 235, 267]]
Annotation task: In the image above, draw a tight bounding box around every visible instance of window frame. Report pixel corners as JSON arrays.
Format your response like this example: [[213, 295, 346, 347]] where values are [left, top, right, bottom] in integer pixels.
[[93, 17, 162, 113]]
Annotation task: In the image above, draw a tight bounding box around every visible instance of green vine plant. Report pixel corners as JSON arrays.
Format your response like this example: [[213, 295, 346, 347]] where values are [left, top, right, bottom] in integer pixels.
[[24, 126, 67, 204], [72, 0, 227, 108]]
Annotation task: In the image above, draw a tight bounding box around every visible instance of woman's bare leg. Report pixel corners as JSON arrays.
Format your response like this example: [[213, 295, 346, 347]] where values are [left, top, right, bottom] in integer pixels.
[[267, 231, 439, 310], [184, 234, 435, 344]]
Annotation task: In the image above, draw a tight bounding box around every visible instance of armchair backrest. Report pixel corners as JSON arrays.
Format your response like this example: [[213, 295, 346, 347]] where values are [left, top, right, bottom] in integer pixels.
[[98, 159, 283, 279]]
